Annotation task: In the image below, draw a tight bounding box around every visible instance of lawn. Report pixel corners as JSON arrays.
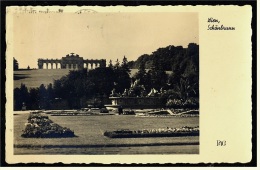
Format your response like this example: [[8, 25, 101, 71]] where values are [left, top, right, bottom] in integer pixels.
[[13, 111, 199, 154], [14, 69, 172, 89]]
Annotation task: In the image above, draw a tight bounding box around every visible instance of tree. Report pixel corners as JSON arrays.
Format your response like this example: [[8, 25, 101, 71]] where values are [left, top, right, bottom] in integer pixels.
[[130, 54, 150, 69], [127, 60, 134, 68], [113, 56, 131, 93], [38, 84, 47, 109], [14, 88, 21, 110], [47, 83, 54, 100], [145, 70, 152, 92], [133, 60, 152, 93], [114, 59, 120, 70], [13, 58, 19, 70], [149, 58, 168, 90], [167, 43, 199, 101], [53, 78, 64, 99], [52, 69, 95, 108], [88, 67, 116, 96], [63, 70, 90, 108], [108, 60, 113, 68], [128, 44, 199, 72], [121, 56, 131, 74], [13, 84, 29, 110], [28, 88, 39, 110]]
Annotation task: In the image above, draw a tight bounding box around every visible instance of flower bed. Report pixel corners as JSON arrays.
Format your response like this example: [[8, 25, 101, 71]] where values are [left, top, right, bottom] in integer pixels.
[[21, 112, 75, 138], [104, 126, 199, 138]]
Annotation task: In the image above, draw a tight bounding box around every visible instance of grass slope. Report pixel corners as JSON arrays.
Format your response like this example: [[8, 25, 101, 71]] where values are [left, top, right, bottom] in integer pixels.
[[14, 69, 172, 89]]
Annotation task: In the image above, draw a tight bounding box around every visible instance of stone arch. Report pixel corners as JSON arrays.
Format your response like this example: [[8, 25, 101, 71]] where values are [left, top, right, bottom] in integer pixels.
[[38, 55, 106, 70], [43, 62, 48, 69]]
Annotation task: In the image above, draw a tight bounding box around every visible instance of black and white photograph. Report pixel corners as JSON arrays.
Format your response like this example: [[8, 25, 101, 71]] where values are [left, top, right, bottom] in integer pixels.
[[11, 7, 199, 155], [4, 4, 254, 164]]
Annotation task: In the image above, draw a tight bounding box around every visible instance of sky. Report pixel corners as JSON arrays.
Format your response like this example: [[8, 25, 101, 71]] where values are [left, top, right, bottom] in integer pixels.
[[12, 12, 198, 68]]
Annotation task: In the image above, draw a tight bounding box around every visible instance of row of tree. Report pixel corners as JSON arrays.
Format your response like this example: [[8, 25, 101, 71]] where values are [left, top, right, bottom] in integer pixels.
[[129, 43, 199, 72], [130, 43, 199, 107], [14, 83, 54, 110], [14, 57, 132, 110], [14, 43, 199, 110]]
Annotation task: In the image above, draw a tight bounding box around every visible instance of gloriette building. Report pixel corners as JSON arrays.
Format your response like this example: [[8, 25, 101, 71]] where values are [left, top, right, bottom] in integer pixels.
[[38, 53, 106, 70]]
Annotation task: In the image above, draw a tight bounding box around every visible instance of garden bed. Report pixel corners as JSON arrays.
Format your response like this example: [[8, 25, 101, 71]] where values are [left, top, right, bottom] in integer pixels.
[[21, 112, 75, 138]]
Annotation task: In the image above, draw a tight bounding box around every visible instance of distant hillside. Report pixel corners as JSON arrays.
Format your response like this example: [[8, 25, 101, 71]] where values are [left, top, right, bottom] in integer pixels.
[[14, 69, 70, 89], [129, 43, 199, 73]]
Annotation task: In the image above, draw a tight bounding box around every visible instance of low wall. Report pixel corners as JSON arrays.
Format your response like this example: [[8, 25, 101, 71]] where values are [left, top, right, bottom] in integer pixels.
[[109, 97, 164, 109]]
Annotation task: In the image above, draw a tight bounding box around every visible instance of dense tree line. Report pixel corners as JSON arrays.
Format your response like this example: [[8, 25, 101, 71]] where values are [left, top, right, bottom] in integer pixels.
[[14, 83, 55, 110], [14, 44, 199, 110], [130, 43, 199, 72], [13, 57, 132, 110], [131, 43, 199, 108]]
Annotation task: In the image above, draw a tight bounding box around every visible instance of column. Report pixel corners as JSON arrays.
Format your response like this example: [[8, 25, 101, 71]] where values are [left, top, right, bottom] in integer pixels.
[[38, 64, 43, 69], [38, 60, 43, 69]]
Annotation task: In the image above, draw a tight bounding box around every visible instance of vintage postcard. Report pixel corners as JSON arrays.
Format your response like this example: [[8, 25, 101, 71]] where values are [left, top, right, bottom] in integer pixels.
[[5, 5, 253, 164]]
